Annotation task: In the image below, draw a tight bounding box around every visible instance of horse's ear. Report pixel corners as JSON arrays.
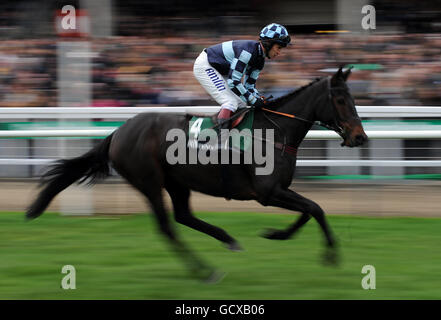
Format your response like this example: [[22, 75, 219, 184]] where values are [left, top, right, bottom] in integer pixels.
[[342, 66, 353, 81], [331, 66, 344, 85], [337, 66, 343, 76]]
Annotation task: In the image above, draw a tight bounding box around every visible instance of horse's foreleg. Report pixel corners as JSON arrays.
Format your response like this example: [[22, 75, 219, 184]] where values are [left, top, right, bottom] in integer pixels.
[[262, 212, 311, 240], [166, 184, 242, 251], [259, 187, 338, 265]]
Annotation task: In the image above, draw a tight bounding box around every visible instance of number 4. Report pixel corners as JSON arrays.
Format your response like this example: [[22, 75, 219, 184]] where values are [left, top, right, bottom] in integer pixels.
[[190, 118, 203, 139]]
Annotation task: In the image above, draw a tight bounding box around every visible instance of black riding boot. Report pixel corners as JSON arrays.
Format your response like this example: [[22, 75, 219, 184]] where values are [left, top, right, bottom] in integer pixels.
[[217, 109, 232, 150]]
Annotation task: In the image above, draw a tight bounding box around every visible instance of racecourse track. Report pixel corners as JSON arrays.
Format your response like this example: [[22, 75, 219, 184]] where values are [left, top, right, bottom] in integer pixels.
[[1, 179, 440, 217]]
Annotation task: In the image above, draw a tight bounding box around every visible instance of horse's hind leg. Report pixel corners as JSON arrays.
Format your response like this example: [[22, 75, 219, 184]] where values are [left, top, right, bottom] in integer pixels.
[[121, 168, 221, 281], [165, 181, 242, 251], [260, 186, 338, 265]]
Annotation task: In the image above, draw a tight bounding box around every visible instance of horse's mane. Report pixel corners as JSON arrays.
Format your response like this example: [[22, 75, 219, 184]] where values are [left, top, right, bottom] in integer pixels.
[[266, 77, 324, 108]]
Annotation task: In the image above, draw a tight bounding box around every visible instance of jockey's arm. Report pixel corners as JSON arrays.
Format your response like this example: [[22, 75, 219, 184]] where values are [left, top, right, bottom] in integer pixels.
[[244, 68, 262, 99]]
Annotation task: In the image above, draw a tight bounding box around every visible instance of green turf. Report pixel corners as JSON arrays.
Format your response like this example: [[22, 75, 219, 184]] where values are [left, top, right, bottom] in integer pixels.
[[0, 211, 440, 300]]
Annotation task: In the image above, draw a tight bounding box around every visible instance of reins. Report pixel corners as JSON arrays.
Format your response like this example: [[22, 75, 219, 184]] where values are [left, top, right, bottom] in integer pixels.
[[261, 77, 346, 137], [261, 77, 344, 135], [223, 77, 346, 157], [261, 107, 315, 126], [200, 77, 352, 158], [262, 105, 340, 132]]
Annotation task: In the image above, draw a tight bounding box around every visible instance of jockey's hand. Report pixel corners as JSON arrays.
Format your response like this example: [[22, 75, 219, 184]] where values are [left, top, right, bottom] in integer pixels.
[[253, 98, 265, 109], [261, 95, 274, 104]]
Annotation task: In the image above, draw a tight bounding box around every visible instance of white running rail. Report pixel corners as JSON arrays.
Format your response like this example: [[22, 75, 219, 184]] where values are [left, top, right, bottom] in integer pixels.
[[1, 106, 441, 119], [1, 106, 441, 167]]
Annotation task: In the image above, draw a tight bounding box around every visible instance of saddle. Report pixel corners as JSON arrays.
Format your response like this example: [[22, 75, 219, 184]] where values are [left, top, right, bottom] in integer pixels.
[[189, 108, 254, 152]]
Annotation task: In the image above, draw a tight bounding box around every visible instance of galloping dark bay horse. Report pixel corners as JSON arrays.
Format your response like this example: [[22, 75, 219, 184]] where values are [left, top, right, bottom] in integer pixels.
[[27, 67, 367, 281]]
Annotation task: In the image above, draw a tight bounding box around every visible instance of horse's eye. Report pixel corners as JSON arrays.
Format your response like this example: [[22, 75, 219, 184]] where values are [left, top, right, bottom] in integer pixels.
[[337, 98, 345, 105]]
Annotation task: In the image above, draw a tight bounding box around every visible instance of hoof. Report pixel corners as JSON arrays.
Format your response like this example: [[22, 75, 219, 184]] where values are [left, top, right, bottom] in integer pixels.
[[261, 228, 290, 240], [225, 241, 243, 252], [322, 248, 340, 267], [25, 212, 37, 221], [25, 208, 42, 221], [204, 270, 227, 284]]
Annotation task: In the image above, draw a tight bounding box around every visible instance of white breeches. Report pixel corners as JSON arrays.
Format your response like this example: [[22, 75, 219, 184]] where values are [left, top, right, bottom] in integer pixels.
[[193, 50, 247, 112]]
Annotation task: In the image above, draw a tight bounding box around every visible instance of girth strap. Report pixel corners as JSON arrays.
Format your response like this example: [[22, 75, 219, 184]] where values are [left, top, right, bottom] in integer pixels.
[[274, 142, 297, 157]]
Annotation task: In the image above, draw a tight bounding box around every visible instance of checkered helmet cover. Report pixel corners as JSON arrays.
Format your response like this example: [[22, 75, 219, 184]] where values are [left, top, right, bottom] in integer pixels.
[[259, 23, 291, 47]]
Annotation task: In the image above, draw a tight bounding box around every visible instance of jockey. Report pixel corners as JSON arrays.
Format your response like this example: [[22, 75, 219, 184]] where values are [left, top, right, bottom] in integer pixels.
[[193, 23, 291, 131]]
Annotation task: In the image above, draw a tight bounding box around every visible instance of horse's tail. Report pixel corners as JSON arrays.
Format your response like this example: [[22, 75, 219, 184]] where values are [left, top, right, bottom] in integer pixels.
[[26, 133, 114, 220]]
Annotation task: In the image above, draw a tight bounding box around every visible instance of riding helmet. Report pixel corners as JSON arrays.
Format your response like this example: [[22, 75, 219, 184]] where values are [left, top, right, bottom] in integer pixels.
[[259, 23, 291, 55]]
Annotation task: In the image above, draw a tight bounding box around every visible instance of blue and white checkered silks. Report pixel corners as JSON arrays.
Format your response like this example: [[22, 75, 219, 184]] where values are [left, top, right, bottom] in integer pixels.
[[198, 40, 265, 110], [220, 41, 261, 106], [260, 23, 288, 40], [227, 49, 259, 105]]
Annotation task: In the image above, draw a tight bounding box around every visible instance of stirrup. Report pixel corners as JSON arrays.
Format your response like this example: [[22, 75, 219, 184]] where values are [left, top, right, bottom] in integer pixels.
[[218, 118, 231, 130]]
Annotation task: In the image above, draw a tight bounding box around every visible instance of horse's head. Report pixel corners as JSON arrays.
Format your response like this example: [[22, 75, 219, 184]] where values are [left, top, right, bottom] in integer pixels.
[[318, 67, 368, 147]]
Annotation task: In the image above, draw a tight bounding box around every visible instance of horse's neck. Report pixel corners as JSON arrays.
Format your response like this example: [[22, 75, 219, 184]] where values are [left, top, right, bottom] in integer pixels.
[[272, 80, 327, 146], [279, 80, 326, 121]]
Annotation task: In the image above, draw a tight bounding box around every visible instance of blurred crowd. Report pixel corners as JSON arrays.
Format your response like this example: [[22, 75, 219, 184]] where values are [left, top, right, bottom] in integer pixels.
[[1, 32, 441, 108]]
